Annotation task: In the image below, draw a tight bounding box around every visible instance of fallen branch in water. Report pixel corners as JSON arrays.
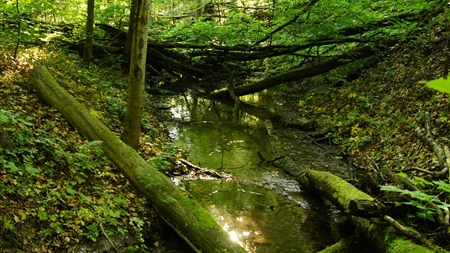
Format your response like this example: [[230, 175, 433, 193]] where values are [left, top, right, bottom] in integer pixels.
[[178, 159, 231, 179], [257, 151, 285, 164]]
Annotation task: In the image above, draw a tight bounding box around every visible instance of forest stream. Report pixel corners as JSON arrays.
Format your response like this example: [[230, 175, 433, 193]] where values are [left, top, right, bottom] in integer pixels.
[[154, 91, 360, 253]]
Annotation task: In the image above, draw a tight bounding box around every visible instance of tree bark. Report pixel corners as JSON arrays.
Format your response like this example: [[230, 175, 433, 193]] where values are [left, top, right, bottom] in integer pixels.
[[122, 0, 150, 150], [13, 0, 20, 59], [83, 0, 94, 65], [124, 0, 137, 62], [29, 65, 245, 253]]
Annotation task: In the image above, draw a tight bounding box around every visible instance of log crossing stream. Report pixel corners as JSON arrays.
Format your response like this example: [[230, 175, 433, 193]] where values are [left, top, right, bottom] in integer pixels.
[[154, 92, 357, 253]]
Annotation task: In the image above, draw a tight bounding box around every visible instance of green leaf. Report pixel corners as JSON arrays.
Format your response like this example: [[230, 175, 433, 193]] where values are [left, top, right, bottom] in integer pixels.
[[397, 172, 409, 179], [0, 113, 9, 124], [66, 186, 77, 195], [416, 211, 435, 222], [408, 190, 435, 202], [25, 166, 40, 176], [412, 176, 433, 187], [379, 185, 409, 194], [38, 210, 48, 221], [433, 180, 450, 193], [426, 77, 450, 94], [5, 161, 19, 173]]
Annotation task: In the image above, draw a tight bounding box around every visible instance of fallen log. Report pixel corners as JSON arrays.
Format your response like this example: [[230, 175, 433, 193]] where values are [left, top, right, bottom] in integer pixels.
[[317, 234, 361, 253], [297, 169, 448, 253], [207, 45, 375, 100], [29, 65, 245, 253]]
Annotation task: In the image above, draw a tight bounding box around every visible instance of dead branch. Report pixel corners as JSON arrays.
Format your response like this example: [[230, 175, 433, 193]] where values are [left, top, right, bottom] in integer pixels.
[[383, 215, 435, 249], [414, 126, 448, 177], [178, 159, 229, 179]]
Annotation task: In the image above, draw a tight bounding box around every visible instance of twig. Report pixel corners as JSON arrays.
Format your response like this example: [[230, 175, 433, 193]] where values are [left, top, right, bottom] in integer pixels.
[[443, 146, 450, 181], [366, 154, 386, 181], [414, 126, 448, 177], [383, 215, 435, 249], [304, 134, 327, 149], [408, 167, 434, 174], [257, 151, 284, 164], [178, 159, 226, 179], [99, 223, 119, 252]]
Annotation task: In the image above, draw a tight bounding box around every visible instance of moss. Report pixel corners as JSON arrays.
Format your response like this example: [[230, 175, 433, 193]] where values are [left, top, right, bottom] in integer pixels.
[[178, 193, 219, 230], [386, 237, 433, 253], [307, 169, 373, 209], [383, 227, 444, 253]]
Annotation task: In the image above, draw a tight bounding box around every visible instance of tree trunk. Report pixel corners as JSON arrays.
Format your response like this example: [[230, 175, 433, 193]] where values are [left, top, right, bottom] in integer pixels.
[[29, 65, 245, 253], [13, 0, 20, 59], [298, 169, 447, 253], [122, 0, 150, 150], [83, 0, 94, 65], [124, 0, 137, 62]]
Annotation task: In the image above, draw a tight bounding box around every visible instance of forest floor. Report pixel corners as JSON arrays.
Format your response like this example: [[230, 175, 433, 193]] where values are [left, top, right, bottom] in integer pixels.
[[1, 28, 450, 251], [0, 46, 189, 252]]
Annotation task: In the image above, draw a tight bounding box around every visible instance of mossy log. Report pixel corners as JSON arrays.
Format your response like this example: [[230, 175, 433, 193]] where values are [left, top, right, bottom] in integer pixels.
[[316, 235, 360, 253], [299, 169, 447, 253], [29, 65, 245, 253]]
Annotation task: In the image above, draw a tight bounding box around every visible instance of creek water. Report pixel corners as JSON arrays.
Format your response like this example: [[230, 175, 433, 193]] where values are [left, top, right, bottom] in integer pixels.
[[155, 92, 355, 252]]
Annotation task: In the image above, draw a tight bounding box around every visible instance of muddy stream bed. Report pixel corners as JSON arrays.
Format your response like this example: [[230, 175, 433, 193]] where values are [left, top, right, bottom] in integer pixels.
[[154, 92, 359, 253]]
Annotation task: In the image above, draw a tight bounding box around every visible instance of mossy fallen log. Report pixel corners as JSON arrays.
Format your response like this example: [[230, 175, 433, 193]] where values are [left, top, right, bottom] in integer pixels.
[[29, 65, 245, 253], [299, 169, 448, 253], [316, 235, 360, 253]]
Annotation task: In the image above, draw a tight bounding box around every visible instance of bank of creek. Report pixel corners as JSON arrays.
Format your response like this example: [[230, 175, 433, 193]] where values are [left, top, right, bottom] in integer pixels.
[[153, 90, 367, 253]]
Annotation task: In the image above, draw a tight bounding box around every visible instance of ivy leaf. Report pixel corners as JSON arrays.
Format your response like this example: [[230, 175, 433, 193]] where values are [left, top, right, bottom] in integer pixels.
[[426, 77, 450, 94]]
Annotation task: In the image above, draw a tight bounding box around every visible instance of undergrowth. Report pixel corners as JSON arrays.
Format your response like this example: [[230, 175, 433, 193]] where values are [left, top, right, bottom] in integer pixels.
[[296, 26, 450, 247], [0, 46, 171, 252]]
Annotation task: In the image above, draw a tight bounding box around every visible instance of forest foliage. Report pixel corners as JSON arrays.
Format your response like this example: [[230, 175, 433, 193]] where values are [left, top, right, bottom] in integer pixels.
[[1, 0, 450, 252]]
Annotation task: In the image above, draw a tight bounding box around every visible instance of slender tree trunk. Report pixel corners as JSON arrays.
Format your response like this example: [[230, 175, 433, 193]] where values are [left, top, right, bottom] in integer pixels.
[[13, 0, 20, 59], [195, 0, 202, 19], [124, 0, 137, 62], [122, 0, 150, 150], [83, 0, 94, 65]]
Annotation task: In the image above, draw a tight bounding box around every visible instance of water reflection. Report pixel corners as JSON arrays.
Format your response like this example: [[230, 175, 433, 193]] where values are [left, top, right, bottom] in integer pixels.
[[183, 180, 331, 253], [162, 93, 338, 252]]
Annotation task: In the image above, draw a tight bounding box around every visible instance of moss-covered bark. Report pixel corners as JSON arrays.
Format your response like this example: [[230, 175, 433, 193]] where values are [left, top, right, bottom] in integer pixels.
[[300, 169, 447, 253], [29, 65, 245, 253]]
